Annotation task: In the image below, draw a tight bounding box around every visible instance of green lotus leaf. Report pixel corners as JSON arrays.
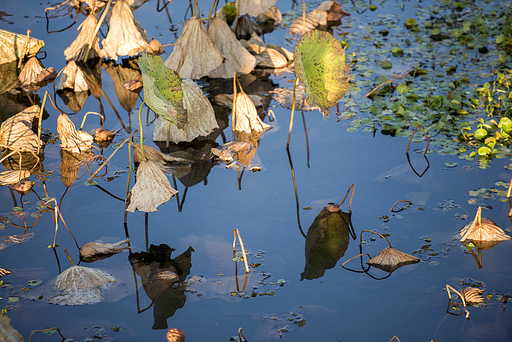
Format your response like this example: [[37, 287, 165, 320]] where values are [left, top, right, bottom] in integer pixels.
[[138, 52, 187, 129], [294, 30, 348, 117]]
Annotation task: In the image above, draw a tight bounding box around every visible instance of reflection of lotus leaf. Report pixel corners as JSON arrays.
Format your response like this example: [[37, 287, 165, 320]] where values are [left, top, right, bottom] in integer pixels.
[[294, 30, 348, 117], [103, 58, 141, 113], [301, 207, 350, 280]]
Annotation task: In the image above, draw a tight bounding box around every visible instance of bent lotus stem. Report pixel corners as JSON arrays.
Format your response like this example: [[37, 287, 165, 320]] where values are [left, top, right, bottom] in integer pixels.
[[365, 79, 392, 97], [233, 228, 250, 273], [63, 248, 75, 266], [79, 112, 105, 131], [388, 336, 402, 342], [286, 76, 299, 148], [233, 0, 240, 33], [338, 183, 355, 212], [29, 327, 65, 342], [238, 327, 247, 342], [460, 206, 481, 243], [506, 176, 512, 198], [232, 72, 237, 139], [44, 198, 79, 249], [341, 253, 372, 270], [406, 124, 430, 156], [206, 0, 218, 29], [390, 200, 412, 213], [446, 284, 469, 319], [124, 142, 132, 224], [360, 229, 392, 248]]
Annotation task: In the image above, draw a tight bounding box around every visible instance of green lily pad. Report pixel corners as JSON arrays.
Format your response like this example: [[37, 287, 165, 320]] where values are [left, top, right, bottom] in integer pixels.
[[138, 52, 187, 128], [294, 30, 349, 117], [382, 61, 392, 69], [445, 162, 458, 168]]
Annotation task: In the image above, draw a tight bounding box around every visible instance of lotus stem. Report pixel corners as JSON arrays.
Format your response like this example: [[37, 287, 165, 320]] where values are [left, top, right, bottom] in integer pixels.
[[365, 79, 393, 97], [18, 29, 31, 69], [341, 253, 372, 269], [238, 327, 247, 342], [446, 284, 469, 319], [390, 200, 412, 213], [206, 0, 218, 29], [338, 183, 355, 212], [388, 336, 402, 342], [85, 130, 138, 183], [233, 0, 240, 33], [124, 142, 132, 224], [360, 229, 392, 248], [138, 100, 146, 161], [63, 248, 75, 266], [406, 124, 429, 156], [460, 207, 481, 243], [29, 327, 65, 342], [507, 177, 512, 198], [79, 111, 105, 131], [233, 228, 250, 273], [345, 64, 351, 82], [232, 72, 237, 138], [302, 0, 306, 36], [286, 76, 299, 148], [37, 92, 48, 155], [45, 198, 79, 249], [84, 0, 112, 61]]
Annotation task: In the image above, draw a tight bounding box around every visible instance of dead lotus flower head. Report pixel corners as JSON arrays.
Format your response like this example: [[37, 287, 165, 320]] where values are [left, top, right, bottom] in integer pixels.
[[126, 159, 178, 213], [167, 328, 185, 342], [57, 113, 94, 154], [145, 38, 165, 55], [101, 0, 149, 60], [460, 207, 511, 245], [64, 14, 101, 61], [164, 16, 224, 80], [11, 179, 35, 195], [19, 56, 57, 92]]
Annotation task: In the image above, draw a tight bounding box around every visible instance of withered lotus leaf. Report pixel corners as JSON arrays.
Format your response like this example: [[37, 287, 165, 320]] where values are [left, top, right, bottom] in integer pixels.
[[80, 239, 130, 258], [64, 14, 101, 61], [101, 0, 149, 60], [56, 265, 117, 290], [126, 159, 178, 213], [0, 170, 30, 186], [57, 113, 94, 154], [460, 207, 511, 243], [0, 29, 44, 64], [238, 0, 277, 17], [234, 91, 271, 134], [366, 246, 419, 272], [19, 57, 57, 91], [0, 105, 42, 154], [153, 79, 219, 143], [57, 61, 90, 92], [164, 16, 224, 80], [207, 17, 257, 78], [460, 287, 485, 305]]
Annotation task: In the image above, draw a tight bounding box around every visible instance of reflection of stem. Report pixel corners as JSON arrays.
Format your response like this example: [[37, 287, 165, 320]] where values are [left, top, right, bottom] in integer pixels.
[[446, 284, 469, 319], [29, 327, 65, 342], [461, 241, 482, 269], [390, 200, 412, 213], [172, 174, 182, 212], [99, 86, 126, 129], [145, 213, 149, 252], [406, 124, 429, 156], [360, 229, 392, 248], [341, 253, 372, 270], [301, 111, 309, 168], [124, 143, 132, 224], [85, 130, 138, 183], [286, 149, 306, 238], [233, 228, 250, 273], [286, 76, 299, 148]]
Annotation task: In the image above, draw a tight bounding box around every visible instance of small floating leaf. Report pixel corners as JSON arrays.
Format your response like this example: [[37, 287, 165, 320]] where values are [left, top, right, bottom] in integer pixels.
[[445, 162, 458, 168]]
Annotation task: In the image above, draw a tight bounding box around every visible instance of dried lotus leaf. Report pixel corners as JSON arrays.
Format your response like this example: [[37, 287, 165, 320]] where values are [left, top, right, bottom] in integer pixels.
[[234, 91, 271, 134], [153, 79, 218, 143], [80, 239, 130, 258], [164, 16, 224, 79], [126, 159, 178, 213], [460, 287, 485, 305], [101, 0, 149, 60], [238, 0, 277, 18], [0, 170, 30, 186], [64, 14, 101, 61], [289, 16, 318, 36], [57, 61, 89, 92], [256, 48, 288, 68], [55, 265, 117, 290], [256, 6, 282, 25], [0, 29, 45, 64], [57, 113, 94, 153], [208, 17, 257, 78], [0, 105, 42, 153], [366, 246, 419, 272], [460, 207, 511, 243]]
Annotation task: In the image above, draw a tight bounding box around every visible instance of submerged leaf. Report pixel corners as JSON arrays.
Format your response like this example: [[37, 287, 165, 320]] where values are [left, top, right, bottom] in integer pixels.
[[126, 159, 178, 213], [294, 30, 348, 117], [164, 16, 224, 79], [153, 79, 218, 143], [138, 52, 187, 128]]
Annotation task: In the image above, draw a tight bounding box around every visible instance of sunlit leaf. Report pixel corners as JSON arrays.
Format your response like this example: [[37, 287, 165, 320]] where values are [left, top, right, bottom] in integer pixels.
[[0, 29, 44, 64], [138, 52, 187, 129], [294, 30, 348, 117]]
